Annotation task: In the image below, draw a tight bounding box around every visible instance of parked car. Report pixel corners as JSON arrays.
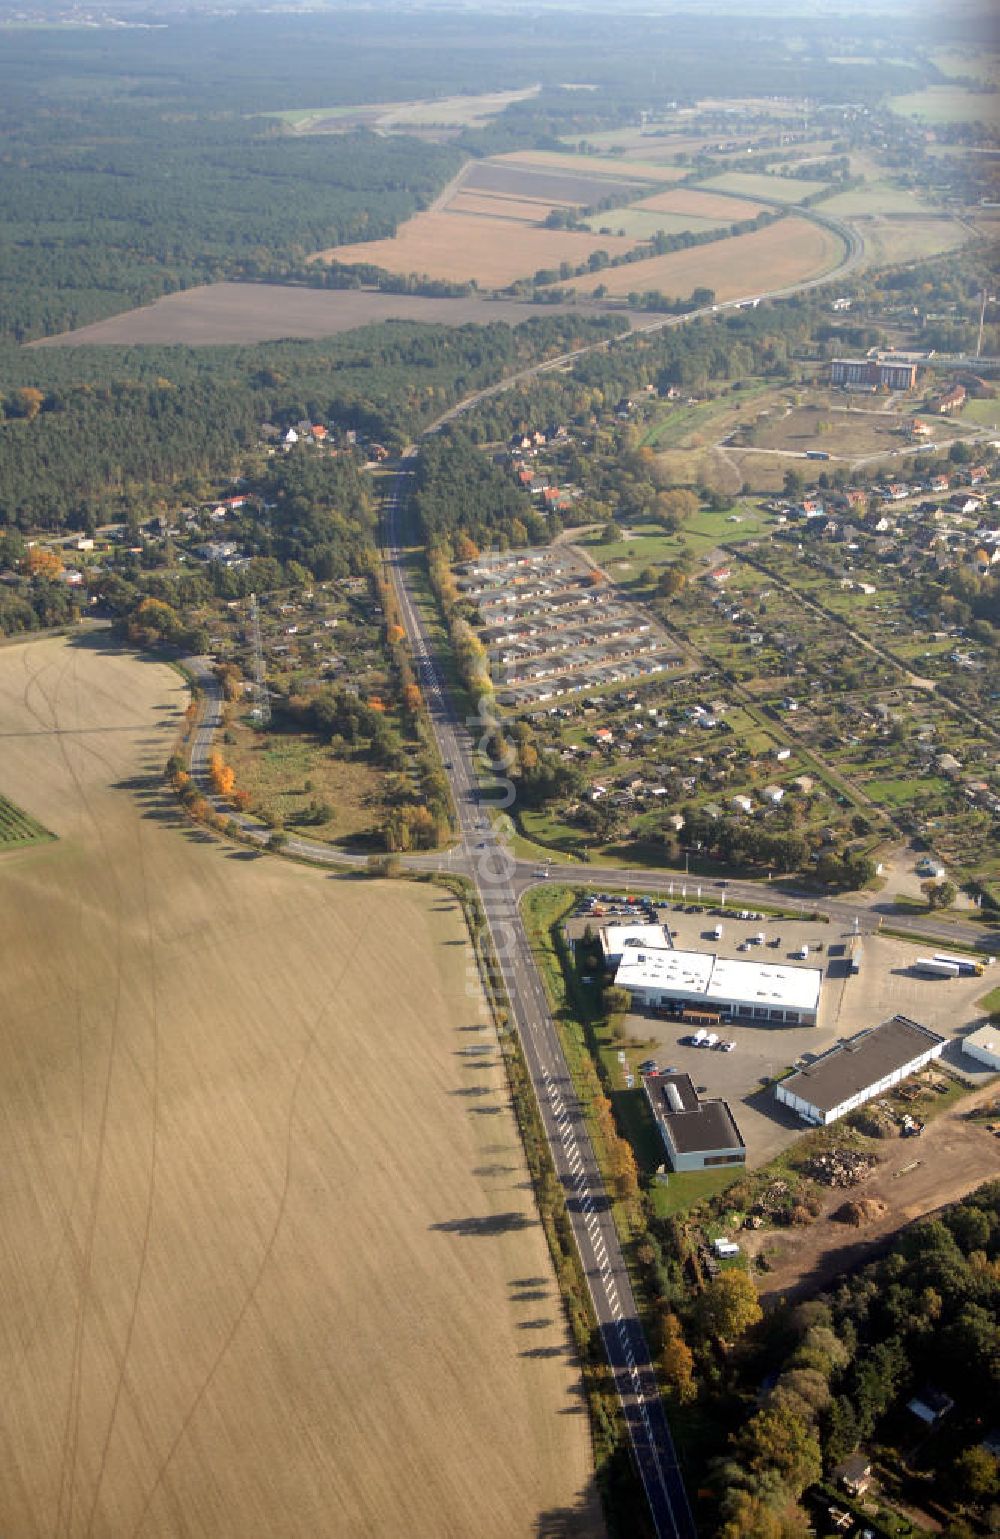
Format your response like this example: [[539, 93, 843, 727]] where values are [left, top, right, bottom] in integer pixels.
[[639, 1058, 658, 1074]]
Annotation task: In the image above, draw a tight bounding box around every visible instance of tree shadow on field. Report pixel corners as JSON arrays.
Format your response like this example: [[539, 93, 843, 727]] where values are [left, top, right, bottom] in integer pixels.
[[111, 772, 189, 829], [448, 1085, 493, 1097], [535, 1474, 608, 1537], [429, 1212, 537, 1238]]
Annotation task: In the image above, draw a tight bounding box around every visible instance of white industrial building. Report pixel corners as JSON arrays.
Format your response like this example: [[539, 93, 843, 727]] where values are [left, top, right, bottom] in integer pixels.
[[615, 946, 822, 1026], [776, 1014, 946, 1126], [962, 1024, 1000, 1072], [599, 923, 670, 968]]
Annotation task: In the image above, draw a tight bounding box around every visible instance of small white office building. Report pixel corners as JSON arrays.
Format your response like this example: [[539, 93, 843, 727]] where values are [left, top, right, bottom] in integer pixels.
[[962, 1024, 1000, 1072], [599, 924, 670, 968]]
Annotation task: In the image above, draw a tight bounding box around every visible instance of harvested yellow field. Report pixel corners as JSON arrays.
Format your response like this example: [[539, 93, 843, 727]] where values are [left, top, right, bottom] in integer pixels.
[[317, 209, 640, 286], [0, 636, 600, 1539], [498, 150, 686, 183], [558, 217, 843, 300], [446, 191, 560, 222], [635, 188, 766, 222]]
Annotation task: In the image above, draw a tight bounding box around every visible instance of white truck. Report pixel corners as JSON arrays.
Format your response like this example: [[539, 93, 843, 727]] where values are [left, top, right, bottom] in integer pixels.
[[916, 957, 961, 978]]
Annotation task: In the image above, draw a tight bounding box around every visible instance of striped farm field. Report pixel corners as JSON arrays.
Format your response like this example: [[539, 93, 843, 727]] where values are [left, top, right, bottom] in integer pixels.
[[0, 792, 52, 849], [445, 190, 562, 222], [556, 216, 844, 300], [498, 150, 687, 184], [317, 209, 641, 286], [634, 188, 767, 221], [0, 636, 600, 1539]]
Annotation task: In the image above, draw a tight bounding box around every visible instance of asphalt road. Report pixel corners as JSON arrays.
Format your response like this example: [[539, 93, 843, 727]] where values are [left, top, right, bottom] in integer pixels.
[[177, 221, 994, 1539], [381, 470, 698, 1539]]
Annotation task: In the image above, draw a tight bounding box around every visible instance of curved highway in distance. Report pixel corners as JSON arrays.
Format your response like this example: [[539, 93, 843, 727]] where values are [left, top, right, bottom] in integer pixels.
[[427, 201, 864, 436]]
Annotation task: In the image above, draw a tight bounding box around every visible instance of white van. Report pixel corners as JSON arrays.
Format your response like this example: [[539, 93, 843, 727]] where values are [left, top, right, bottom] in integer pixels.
[[713, 924, 723, 941], [692, 1028, 708, 1045], [704, 1032, 719, 1049], [796, 944, 809, 960]]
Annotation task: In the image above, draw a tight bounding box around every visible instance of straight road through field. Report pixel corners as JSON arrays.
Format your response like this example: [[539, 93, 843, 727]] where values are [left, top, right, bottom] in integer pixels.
[[382, 472, 697, 1539]]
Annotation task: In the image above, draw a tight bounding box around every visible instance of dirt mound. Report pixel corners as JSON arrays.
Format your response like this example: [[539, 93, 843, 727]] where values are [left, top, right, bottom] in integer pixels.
[[805, 1148, 878, 1187], [831, 1196, 889, 1227]]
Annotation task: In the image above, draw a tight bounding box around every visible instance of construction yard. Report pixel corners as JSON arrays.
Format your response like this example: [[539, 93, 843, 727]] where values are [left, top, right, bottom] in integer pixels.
[[568, 903, 997, 1169], [0, 635, 600, 1539], [741, 1079, 1000, 1305]]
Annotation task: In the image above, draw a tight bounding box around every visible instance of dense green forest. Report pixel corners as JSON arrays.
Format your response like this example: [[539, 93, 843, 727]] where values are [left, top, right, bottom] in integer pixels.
[[0, 9, 937, 341], [0, 118, 462, 342], [707, 1184, 1000, 1537], [0, 314, 625, 528]]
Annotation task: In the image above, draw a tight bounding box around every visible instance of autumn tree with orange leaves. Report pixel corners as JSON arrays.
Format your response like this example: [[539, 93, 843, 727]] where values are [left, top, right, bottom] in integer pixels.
[[207, 750, 236, 798]]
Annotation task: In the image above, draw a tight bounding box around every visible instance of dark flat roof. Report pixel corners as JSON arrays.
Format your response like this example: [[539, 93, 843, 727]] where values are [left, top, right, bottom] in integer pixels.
[[781, 1014, 945, 1113], [645, 1072, 745, 1155]]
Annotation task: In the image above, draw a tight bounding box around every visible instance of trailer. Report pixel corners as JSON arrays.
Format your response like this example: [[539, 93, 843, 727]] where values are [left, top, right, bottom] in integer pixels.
[[932, 952, 985, 978], [848, 938, 863, 975], [915, 957, 961, 978]]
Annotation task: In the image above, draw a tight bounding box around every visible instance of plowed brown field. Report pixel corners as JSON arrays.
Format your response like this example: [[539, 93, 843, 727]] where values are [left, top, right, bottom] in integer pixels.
[[0, 636, 601, 1539]]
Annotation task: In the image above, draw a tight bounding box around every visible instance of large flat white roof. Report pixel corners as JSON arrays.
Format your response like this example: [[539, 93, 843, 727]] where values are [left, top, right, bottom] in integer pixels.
[[601, 923, 669, 955], [615, 947, 822, 1012]]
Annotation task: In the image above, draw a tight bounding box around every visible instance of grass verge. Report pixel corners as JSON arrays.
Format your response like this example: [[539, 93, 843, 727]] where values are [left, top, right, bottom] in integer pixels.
[[445, 873, 650, 1538]]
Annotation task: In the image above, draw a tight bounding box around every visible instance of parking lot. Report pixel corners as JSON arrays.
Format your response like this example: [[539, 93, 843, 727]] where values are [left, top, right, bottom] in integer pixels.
[[454, 547, 682, 705], [566, 898, 996, 1168]]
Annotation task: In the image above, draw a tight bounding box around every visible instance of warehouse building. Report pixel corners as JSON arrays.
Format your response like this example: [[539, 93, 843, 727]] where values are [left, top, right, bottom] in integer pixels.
[[615, 947, 822, 1026], [962, 1024, 1000, 1073], [776, 1014, 946, 1126], [643, 1071, 746, 1172]]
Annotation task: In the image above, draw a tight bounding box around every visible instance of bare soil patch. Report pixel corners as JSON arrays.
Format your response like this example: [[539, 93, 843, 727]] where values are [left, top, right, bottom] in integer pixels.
[[558, 218, 843, 300], [0, 636, 600, 1539], [318, 211, 641, 287], [31, 283, 604, 348], [744, 1083, 1000, 1305]]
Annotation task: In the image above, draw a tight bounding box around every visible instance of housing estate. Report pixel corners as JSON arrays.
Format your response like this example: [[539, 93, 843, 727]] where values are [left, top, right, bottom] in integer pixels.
[[830, 357, 918, 391]]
